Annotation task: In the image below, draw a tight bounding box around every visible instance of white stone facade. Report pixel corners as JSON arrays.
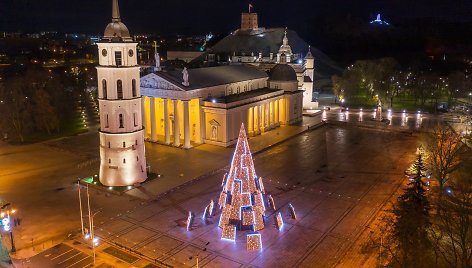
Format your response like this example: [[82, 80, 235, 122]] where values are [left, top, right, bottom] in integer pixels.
[[97, 1, 147, 186]]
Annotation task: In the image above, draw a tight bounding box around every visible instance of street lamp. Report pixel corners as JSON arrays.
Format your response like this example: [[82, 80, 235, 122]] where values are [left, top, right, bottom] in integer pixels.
[[82, 183, 102, 266], [1, 204, 17, 253]]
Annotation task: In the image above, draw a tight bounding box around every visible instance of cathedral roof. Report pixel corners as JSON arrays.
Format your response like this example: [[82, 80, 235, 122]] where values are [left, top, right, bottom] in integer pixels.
[[102, 0, 132, 42], [156, 64, 268, 91], [269, 64, 297, 81]]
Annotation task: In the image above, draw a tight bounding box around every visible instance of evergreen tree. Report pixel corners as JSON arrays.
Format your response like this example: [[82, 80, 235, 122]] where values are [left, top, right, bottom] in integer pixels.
[[394, 154, 432, 267], [0, 237, 11, 265]]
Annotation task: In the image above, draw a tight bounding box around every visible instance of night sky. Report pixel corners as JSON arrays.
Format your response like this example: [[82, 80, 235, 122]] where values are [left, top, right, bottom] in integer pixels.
[[1, 0, 471, 35]]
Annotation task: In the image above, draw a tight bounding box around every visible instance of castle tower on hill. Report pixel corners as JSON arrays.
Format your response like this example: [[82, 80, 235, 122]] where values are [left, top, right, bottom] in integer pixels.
[[241, 12, 258, 31], [97, 0, 147, 186], [218, 124, 266, 241]]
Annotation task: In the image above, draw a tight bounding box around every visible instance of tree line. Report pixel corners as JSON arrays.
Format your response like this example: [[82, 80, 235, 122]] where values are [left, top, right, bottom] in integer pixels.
[[332, 58, 472, 109], [0, 67, 83, 143]]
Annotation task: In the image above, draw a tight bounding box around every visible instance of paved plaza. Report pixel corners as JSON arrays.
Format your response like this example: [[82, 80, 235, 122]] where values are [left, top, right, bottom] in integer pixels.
[[89, 125, 419, 267], [0, 109, 432, 267]]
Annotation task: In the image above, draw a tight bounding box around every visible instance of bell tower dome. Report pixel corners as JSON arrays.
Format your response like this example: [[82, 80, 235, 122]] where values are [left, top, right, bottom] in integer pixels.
[[97, 0, 147, 186]]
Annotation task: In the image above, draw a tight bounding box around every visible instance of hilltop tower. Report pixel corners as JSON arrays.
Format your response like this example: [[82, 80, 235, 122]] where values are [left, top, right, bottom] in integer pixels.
[[97, 0, 147, 186], [241, 12, 259, 31]]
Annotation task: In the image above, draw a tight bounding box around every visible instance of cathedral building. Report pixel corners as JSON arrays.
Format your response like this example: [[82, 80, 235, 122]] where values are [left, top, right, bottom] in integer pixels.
[[139, 11, 322, 148], [140, 58, 305, 147], [97, 0, 147, 186]]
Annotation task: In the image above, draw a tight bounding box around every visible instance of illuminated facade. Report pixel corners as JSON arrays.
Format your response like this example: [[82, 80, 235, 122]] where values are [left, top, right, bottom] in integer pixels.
[[140, 63, 304, 147], [218, 124, 266, 241], [97, 0, 147, 186]]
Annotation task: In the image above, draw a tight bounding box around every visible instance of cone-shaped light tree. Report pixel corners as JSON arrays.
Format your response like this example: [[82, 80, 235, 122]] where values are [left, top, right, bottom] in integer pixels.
[[218, 124, 266, 241]]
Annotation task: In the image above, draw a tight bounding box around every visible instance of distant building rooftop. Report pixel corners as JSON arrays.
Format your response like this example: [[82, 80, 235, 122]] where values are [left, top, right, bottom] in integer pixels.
[[155, 64, 268, 91]]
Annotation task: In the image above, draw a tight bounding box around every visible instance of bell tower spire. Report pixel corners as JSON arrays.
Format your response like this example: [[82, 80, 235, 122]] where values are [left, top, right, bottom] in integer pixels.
[[112, 0, 121, 22]]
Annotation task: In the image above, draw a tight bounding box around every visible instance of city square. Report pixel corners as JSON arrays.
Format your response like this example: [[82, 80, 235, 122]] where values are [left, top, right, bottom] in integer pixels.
[[1, 0, 472, 267], [2, 115, 425, 267]]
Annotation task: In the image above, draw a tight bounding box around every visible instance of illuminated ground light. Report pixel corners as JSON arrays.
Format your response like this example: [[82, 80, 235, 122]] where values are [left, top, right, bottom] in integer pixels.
[[202, 205, 209, 220], [274, 212, 284, 230], [267, 194, 276, 211], [187, 211, 195, 231], [247, 233, 263, 251], [208, 200, 215, 216], [288, 204, 297, 220]]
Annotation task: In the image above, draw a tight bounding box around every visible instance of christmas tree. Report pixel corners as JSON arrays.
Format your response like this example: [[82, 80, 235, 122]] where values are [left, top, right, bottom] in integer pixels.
[[218, 124, 266, 241]]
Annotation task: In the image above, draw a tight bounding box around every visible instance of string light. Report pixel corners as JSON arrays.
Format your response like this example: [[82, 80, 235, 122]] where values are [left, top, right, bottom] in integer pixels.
[[218, 124, 272, 248], [247, 233, 262, 251]]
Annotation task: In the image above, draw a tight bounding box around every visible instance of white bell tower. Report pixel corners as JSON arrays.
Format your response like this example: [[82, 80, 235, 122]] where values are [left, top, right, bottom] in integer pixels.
[[97, 0, 147, 186], [303, 46, 317, 109]]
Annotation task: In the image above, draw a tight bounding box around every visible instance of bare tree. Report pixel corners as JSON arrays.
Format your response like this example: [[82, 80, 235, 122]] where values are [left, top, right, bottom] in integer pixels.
[[33, 89, 59, 135], [0, 79, 32, 143], [426, 125, 464, 190], [429, 158, 472, 268]]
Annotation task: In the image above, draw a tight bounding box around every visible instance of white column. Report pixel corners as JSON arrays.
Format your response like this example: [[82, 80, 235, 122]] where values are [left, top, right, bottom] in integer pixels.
[[271, 101, 275, 127], [275, 99, 280, 125], [150, 97, 157, 142], [164, 98, 170, 145], [261, 104, 266, 132], [253, 106, 258, 134], [248, 107, 254, 135], [259, 105, 263, 132], [183, 100, 191, 149], [173, 99, 180, 147], [141, 97, 147, 139]]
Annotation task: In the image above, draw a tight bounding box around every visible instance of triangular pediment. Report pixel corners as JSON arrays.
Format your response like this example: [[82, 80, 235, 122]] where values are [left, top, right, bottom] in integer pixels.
[[140, 73, 184, 91]]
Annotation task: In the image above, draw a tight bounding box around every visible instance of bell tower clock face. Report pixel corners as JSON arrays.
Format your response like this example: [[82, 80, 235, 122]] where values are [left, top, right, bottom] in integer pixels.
[[102, 49, 108, 57], [128, 49, 134, 57]]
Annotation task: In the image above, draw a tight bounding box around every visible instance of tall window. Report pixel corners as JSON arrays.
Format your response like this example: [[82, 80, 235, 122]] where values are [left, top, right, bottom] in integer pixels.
[[132, 79, 137, 97], [119, 114, 124, 128], [115, 51, 122, 66], [117, 80, 123, 99], [133, 113, 137, 127], [105, 114, 109, 128], [102, 80, 107, 99]]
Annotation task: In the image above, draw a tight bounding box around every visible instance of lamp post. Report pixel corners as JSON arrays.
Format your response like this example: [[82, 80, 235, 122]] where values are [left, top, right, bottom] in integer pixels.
[[84, 184, 101, 266], [1, 204, 17, 253], [78, 179, 85, 236]]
